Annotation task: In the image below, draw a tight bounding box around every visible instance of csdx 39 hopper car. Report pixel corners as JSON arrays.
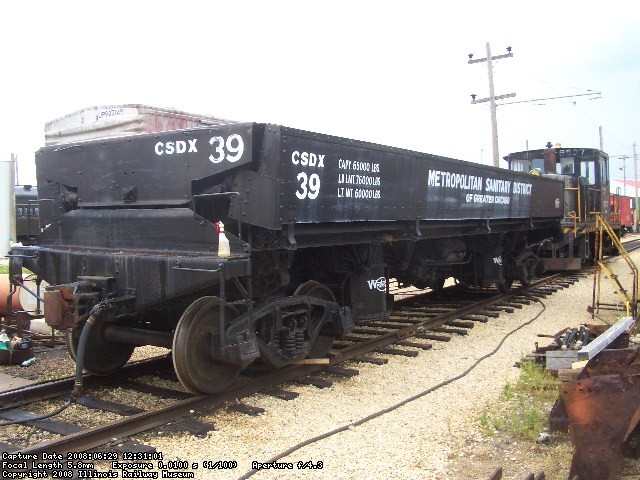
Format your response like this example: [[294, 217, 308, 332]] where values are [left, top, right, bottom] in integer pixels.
[[9, 123, 565, 393]]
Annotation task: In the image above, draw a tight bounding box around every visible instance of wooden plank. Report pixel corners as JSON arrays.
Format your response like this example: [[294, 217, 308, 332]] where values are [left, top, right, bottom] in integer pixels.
[[527, 291, 549, 298], [500, 302, 523, 309], [493, 305, 516, 313], [387, 316, 427, 324], [398, 341, 433, 350], [228, 403, 266, 416], [340, 335, 372, 342], [414, 333, 451, 342], [376, 347, 419, 357], [324, 366, 360, 377], [294, 358, 330, 365], [432, 326, 468, 336], [172, 417, 215, 436], [352, 355, 388, 365], [460, 315, 489, 323], [76, 395, 145, 416], [546, 350, 579, 370], [125, 381, 191, 399], [263, 387, 299, 400], [0, 409, 83, 435], [558, 369, 582, 382], [446, 320, 475, 329], [351, 327, 393, 335], [293, 376, 333, 389]]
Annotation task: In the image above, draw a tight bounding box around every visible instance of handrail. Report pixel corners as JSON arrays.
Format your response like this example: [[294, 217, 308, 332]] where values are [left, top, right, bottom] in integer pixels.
[[592, 214, 638, 318]]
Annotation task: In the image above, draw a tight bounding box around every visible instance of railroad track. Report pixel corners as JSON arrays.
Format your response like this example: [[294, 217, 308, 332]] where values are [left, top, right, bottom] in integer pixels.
[[0, 273, 585, 460], [0, 356, 173, 411], [623, 236, 640, 253]]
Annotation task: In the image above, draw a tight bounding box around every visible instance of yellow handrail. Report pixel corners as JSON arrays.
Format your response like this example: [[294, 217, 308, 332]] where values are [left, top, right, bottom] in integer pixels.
[[592, 215, 638, 317]]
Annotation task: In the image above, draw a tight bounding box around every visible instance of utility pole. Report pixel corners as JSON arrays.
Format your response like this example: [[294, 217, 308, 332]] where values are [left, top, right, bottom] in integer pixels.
[[9, 154, 16, 244], [0, 158, 11, 255], [634, 143, 638, 233], [620, 155, 630, 196], [599, 126, 604, 152], [468, 43, 515, 168]]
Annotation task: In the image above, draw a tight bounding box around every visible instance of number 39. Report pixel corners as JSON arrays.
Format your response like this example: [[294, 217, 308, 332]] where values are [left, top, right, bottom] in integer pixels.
[[296, 172, 321, 200], [209, 134, 244, 163]]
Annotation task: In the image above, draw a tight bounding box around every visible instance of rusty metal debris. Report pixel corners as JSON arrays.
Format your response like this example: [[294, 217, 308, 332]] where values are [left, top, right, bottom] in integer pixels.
[[534, 314, 640, 479], [560, 348, 640, 480]]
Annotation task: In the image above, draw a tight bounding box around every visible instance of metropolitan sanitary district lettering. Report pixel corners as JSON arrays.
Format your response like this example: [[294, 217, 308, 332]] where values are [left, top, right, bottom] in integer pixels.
[[427, 170, 532, 195]]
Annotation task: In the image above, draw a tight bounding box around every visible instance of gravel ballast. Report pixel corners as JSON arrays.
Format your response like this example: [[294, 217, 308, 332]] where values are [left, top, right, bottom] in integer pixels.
[[2, 245, 638, 478], [140, 251, 637, 479]]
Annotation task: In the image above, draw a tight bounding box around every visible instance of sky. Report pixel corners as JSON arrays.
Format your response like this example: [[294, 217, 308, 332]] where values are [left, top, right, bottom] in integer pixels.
[[1, 0, 639, 184]]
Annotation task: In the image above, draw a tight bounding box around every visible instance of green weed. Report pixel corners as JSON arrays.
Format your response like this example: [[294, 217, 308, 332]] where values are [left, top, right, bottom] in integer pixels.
[[478, 361, 559, 440], [515, 360, 558, 401], [501, 381, 514, 400]]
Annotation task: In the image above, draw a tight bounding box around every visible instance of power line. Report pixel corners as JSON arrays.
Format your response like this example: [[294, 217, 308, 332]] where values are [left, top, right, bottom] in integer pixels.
[[511, 58, 598, 96], [500, 91, 601, 106]]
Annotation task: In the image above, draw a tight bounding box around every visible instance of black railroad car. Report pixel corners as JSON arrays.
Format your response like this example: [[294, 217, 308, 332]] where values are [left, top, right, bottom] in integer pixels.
[[15, 185, 39, 244], [10, 123, 565, 393]]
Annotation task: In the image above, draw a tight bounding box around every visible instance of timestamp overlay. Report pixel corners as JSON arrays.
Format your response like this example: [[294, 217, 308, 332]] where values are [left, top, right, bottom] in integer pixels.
[[1, 452, 325, 478]]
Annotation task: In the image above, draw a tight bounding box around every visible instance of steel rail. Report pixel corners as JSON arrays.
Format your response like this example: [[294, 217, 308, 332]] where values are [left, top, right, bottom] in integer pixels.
[[15, 273, 567, 455], [0, 356, 172, 410], [332, 274, 564, 360]]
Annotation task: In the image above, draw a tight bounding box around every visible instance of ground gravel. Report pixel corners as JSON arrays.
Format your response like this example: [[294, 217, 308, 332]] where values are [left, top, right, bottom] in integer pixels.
[[2, 241, 639, 478], [136, 246, 639, 479]]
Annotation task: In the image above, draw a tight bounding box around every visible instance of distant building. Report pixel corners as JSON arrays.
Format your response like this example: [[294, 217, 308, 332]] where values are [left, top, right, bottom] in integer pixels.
[[44, 104, 233, 146], [610, 178, 640, 197]]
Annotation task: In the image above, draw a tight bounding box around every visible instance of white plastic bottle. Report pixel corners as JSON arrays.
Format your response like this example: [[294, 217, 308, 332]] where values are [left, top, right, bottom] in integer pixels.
[[0, 330, 9, 350], [216, 221, 231, 258]]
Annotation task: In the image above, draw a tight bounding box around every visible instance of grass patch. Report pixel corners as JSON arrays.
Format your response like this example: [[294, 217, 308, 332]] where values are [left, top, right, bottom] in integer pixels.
[[478, 361, 559, 440], [0, 265, 33, 275]]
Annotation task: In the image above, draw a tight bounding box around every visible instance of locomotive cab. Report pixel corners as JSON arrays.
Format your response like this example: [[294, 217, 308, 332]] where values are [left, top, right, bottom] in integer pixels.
[[506, 145, 619, 269], [508, 146, 610, 222]]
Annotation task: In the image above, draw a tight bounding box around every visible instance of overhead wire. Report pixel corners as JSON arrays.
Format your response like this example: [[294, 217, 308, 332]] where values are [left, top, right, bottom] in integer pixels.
[[505, 58, 633, 153]]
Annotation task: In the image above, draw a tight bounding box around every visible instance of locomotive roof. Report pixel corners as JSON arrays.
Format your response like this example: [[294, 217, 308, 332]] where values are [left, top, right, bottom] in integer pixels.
[[505, 147, 607, 160]]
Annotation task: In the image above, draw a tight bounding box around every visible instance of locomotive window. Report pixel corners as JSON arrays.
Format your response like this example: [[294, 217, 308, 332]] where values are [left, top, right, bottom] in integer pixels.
[[600, 157, 609, 184], [511, 158, 545, 173], [531, 158, 545, 172], [511, 160, 528, 172], [559, 157, 575, 174], [580, 160, 596, 185]]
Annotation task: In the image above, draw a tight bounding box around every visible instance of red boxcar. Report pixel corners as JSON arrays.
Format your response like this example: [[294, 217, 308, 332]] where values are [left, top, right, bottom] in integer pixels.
[[610, 194, 635, 232]]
